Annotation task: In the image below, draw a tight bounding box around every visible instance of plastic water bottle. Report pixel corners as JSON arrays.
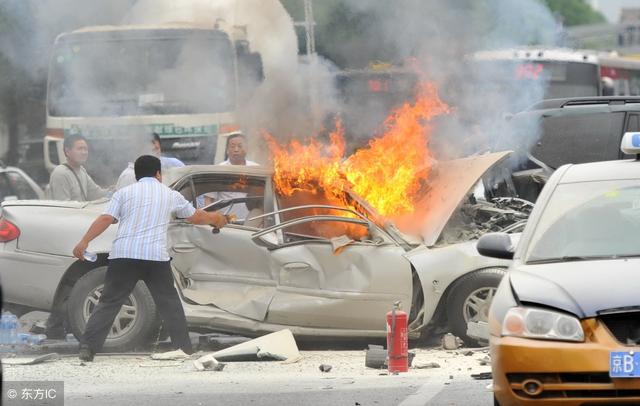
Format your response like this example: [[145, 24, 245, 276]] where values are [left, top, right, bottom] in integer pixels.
[[8, 314, 17, 345], [0, 314, 7, 346], [18, 333, 31, 348], [83, 251, 97, 262], [28, 334, 47, 346]]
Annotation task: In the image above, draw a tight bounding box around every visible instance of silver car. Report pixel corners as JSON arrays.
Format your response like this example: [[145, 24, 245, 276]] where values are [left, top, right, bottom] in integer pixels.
[[0, 152, 521, 350], [0, 163, 44, 203]]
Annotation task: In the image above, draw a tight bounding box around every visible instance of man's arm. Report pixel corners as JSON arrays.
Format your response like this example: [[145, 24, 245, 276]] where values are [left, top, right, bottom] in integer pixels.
[[85, 172, 109, 200], [186, 209, 228, 228], [72, 214, 116, 260]]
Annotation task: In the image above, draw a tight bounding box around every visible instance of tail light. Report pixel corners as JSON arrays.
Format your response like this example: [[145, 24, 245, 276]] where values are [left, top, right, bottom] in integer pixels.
[[0, 218, 20, 242]]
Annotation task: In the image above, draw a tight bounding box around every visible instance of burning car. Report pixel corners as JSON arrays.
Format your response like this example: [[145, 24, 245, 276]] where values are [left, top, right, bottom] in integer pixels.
[[478, 133, 640, 405], [0, 82, 529, 350], [0, 152, 526, 350]]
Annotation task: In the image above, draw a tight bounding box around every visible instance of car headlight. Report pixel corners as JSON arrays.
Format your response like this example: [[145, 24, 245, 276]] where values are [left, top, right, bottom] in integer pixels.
[[502, 307, 584, 342]]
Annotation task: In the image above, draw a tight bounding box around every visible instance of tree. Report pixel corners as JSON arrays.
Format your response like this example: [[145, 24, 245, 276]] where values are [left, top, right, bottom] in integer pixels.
[[542, 0, 606, 26]]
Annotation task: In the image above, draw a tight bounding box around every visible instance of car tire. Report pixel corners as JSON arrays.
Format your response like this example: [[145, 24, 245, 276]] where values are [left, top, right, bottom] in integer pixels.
[[446, 268, 506, 346], [66, 267, 159, 352]]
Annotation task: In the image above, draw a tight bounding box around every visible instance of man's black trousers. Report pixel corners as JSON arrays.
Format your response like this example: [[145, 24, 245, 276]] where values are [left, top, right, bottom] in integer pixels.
[[80, 258, 192, 354]]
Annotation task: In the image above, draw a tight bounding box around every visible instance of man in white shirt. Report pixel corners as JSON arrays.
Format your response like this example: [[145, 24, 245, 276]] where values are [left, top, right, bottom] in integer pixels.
[[203, 133, 259, 220], [72, 155, 227, 362]]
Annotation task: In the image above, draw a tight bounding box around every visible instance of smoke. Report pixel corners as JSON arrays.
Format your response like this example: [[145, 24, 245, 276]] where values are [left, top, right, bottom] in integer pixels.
[[310, 0, 561, 164], [126, 0, 339, 160], [0, 0, 562, 183]]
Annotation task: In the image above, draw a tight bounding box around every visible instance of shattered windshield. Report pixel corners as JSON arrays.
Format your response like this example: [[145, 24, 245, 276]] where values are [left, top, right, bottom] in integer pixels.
[[526, 181, 640, 263], [48, 33, 235, 117]]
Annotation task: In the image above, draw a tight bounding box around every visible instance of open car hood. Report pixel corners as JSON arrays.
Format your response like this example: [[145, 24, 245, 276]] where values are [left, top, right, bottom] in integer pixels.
[[412, 151, 511, 246]]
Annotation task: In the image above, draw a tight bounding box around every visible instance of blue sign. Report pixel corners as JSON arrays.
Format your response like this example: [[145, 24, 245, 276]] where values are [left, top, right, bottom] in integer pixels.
[[610, 351, 640, 378], [632, 134, 640, 148]]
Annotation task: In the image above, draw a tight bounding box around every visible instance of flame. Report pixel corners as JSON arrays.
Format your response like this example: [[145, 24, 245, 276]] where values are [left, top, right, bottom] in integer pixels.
[[264, 82, 451, 233]]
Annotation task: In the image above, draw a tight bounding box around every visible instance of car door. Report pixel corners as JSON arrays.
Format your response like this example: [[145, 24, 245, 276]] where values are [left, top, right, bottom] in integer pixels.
[[252, 211, 412, 331], [167, 172, 276, 322]]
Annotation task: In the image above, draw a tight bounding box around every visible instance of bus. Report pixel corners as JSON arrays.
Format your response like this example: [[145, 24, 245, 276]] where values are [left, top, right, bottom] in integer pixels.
[[44, 23, 262, 184], [470, 47, 640, 112]]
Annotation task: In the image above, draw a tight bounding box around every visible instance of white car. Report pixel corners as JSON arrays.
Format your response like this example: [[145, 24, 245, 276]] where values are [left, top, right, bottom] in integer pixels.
[[0, 152, 525, 351], [0, 163, 44, 202]]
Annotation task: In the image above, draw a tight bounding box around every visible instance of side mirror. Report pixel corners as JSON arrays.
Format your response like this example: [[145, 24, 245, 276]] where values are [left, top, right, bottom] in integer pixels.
[[477, 232, 515, 260], [251, 231, 278, 249]]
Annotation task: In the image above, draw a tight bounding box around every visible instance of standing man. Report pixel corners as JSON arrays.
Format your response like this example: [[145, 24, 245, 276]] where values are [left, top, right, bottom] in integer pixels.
[[47, 133, 110, 201], [72, 155, 227, 361], [116, 133, 185, 190], [220, 132, 258, 166], [202, 133, 259, 218]]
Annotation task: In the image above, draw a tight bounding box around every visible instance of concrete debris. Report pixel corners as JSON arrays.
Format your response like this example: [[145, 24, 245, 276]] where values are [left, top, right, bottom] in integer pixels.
[[463, 351, 474, 356], [441, 333, 464, 350], [211, 329, 302, 363], [150, 349, 190, 361], [193, 354, 226, 371], [478, 356, 491, 366], [318, 364, 332, 373], [412, 362, 441, 369], [471, 372, 492, 380], [1, 352, 60, 365]]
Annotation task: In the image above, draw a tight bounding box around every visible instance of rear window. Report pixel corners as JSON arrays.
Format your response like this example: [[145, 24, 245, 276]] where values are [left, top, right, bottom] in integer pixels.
[[531, 111, 625, 168]]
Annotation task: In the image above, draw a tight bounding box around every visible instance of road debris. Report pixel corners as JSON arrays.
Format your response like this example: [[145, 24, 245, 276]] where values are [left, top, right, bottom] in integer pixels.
[[441, 333, 464, 350], [364, 345, 387, 369], [211, 329, 302, 363], [193, 354, 226, 371], [319, 364, 332, 372], [1, 352, 60, 365], [412, 362, 441, 369], [471, 372, 492, 380], [150, 349, 190, 361]]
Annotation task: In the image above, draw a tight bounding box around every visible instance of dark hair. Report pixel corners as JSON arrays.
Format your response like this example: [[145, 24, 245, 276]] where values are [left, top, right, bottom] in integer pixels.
[[63, 134, 87, 151], [134, 155, 161, 181], [152, 132, 161, 144], [224, 132, 246, 160]]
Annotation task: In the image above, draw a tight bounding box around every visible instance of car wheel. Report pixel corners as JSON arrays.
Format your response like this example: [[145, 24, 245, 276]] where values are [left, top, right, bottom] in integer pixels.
[[446, 268, 505, 346], [66, 267, 159, 352]]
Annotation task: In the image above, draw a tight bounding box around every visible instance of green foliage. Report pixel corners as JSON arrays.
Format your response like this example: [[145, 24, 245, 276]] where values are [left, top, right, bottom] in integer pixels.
[[542, 0, 606, 26]]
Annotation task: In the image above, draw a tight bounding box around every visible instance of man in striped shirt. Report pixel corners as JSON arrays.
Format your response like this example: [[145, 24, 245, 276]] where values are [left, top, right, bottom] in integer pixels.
[[72, 155, 227, 362]]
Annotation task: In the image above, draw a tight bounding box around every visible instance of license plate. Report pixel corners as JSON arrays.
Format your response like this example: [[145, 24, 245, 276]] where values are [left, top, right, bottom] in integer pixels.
[[610, 351, 640, 378]]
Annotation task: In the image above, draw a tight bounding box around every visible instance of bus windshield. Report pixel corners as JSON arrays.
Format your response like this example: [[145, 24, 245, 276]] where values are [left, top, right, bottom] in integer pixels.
[[48, 33, 235, 117]]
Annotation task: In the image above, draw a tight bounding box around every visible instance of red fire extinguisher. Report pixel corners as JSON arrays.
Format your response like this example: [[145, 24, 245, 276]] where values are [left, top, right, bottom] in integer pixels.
[[386, 300, 408, 373]]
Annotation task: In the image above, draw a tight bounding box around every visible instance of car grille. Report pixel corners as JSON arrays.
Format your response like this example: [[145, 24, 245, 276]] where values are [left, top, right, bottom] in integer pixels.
[[599, 312, 640, 345], [507, 372, 640, 399]]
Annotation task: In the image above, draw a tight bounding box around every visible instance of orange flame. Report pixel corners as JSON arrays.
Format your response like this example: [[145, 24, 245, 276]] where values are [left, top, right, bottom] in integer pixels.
[[265, 82, 451, 225]]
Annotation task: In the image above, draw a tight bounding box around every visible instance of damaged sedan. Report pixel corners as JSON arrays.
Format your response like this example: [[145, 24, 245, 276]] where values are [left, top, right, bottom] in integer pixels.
[[0, 151, 526, 350]]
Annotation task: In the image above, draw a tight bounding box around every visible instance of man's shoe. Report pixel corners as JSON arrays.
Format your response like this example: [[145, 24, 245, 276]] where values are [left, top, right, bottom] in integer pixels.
[[78, 345, 94, 362], [45, 328, 66, 340]]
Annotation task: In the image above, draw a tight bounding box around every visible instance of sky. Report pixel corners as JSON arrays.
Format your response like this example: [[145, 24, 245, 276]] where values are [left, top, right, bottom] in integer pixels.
[[590, 0, 640, 23]]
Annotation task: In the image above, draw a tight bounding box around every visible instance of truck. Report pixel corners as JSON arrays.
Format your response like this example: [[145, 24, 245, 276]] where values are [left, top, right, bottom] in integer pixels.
[[43, 23, 262, 184]]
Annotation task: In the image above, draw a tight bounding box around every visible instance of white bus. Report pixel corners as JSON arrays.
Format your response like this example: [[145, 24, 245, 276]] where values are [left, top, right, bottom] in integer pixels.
[[471, 47, 640, 111], [44, 23, 262, 183]]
